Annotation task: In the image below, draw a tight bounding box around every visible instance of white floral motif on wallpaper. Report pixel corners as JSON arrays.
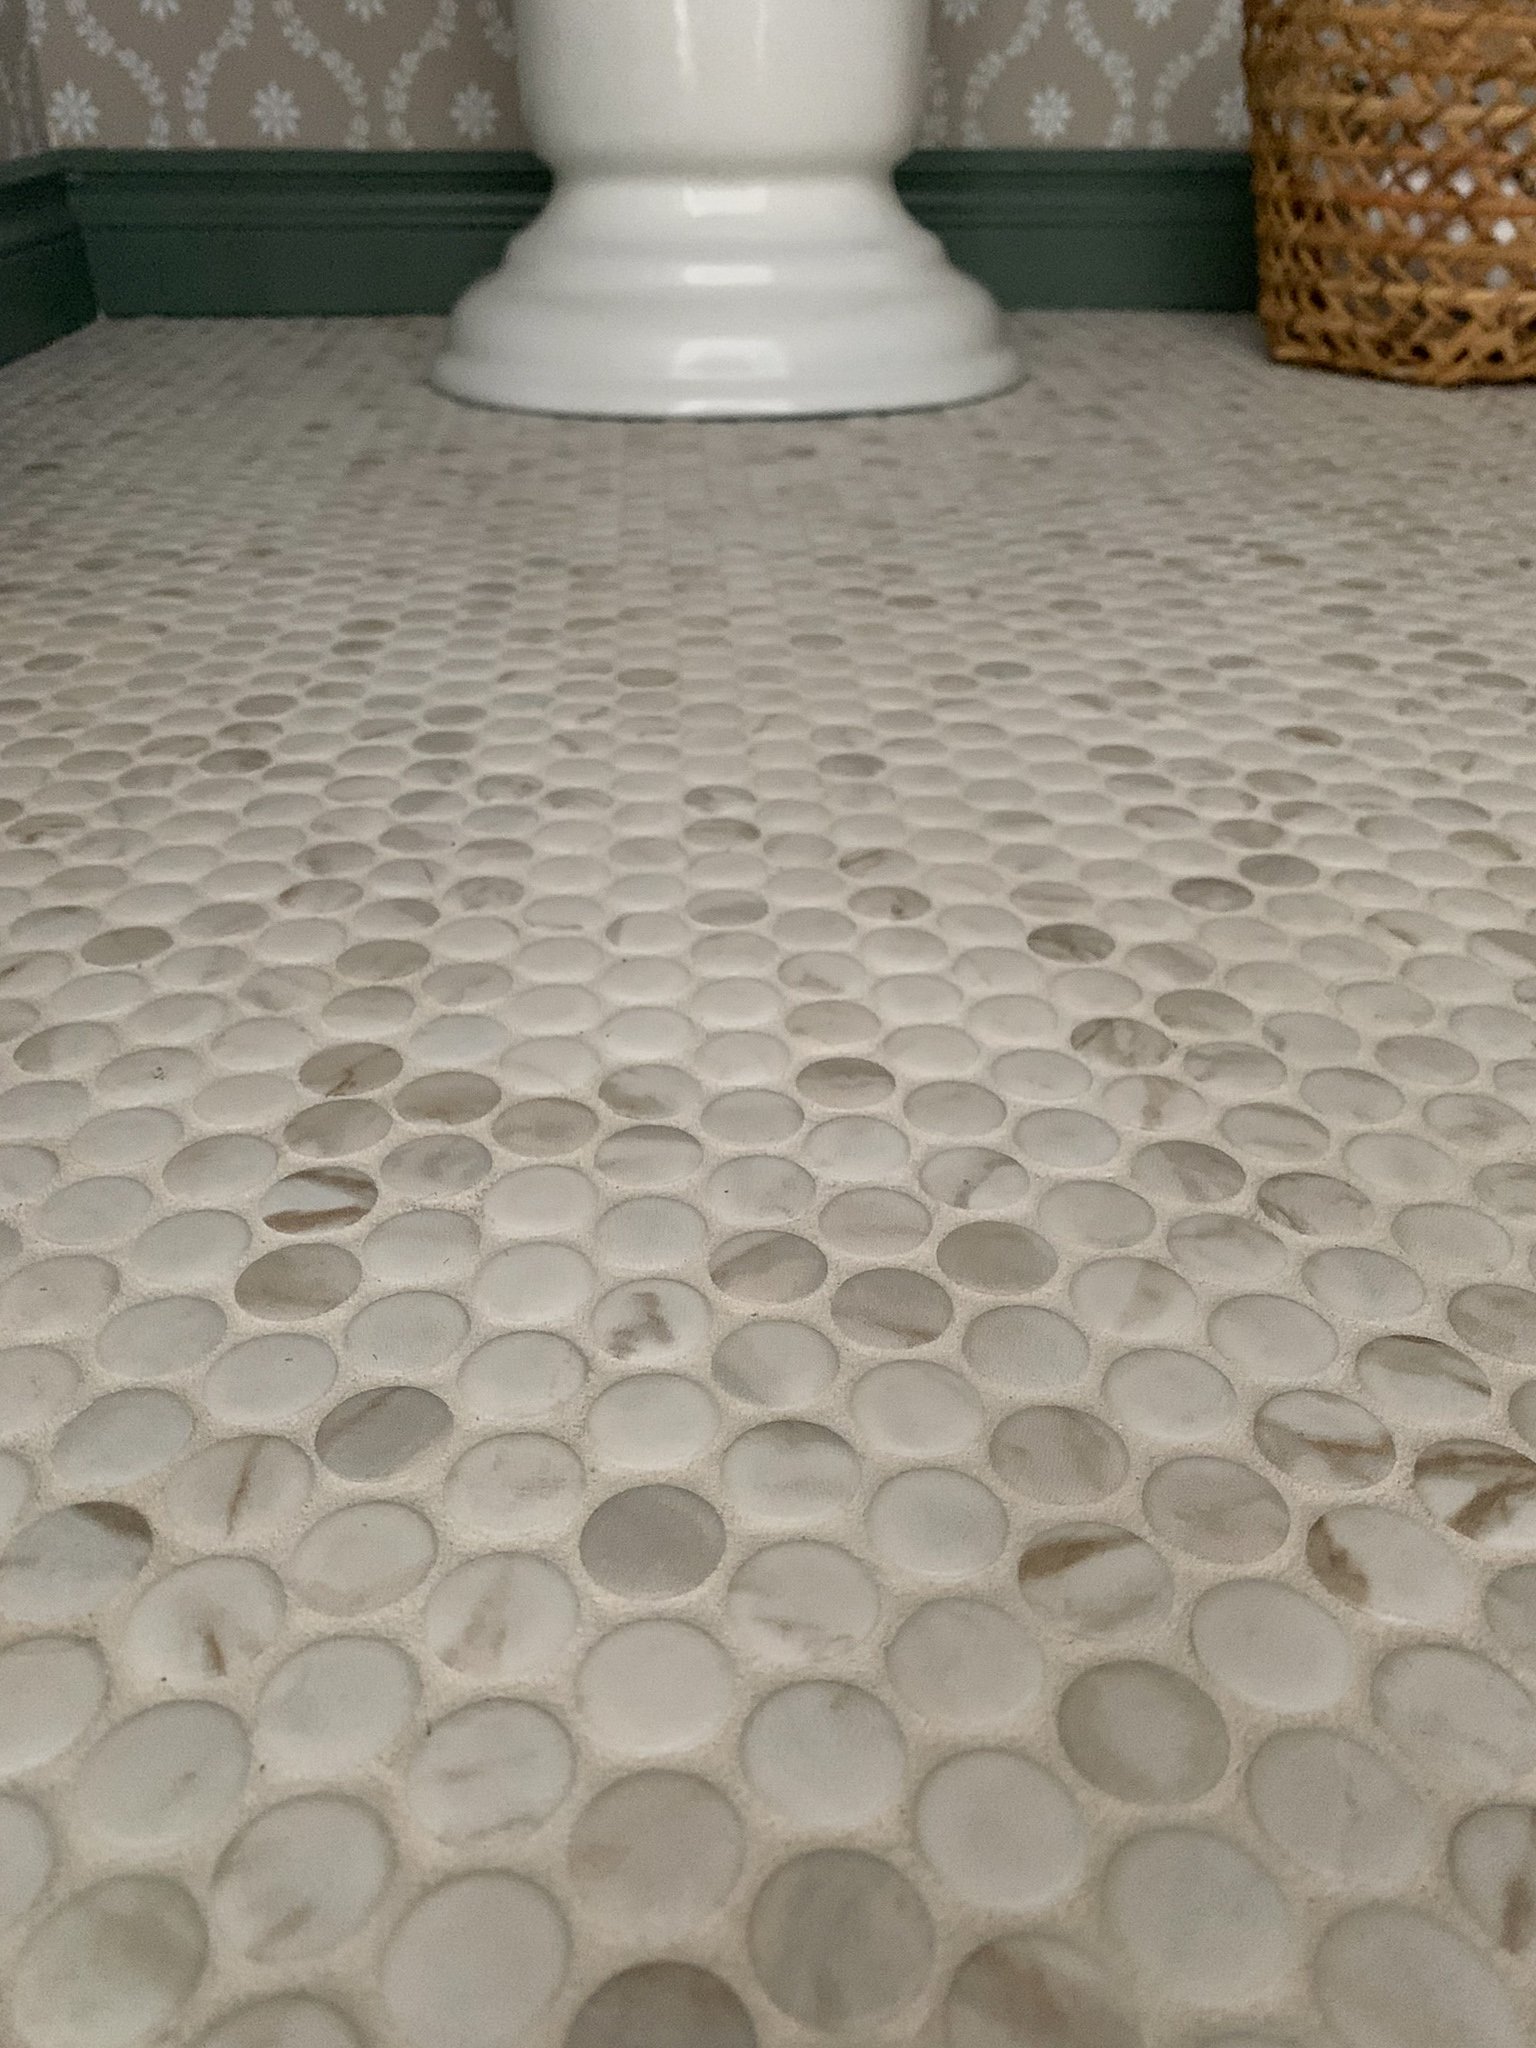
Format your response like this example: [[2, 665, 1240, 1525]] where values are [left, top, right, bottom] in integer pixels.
[[46, 73, 95, 138], [7, 0, 1250, 157], [251, 76, 296, 138], [1027, 83, 1072, 141], [449, 78, 495, 141]]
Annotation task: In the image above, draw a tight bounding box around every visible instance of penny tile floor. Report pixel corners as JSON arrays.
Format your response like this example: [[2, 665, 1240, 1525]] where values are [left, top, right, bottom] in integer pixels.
[[1, 311, 1535, 2048]]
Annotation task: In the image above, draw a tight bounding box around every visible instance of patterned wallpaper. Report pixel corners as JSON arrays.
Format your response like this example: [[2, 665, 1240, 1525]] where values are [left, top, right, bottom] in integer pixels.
[[1, 0, 44, 158], [5, 0, 1249, 163]]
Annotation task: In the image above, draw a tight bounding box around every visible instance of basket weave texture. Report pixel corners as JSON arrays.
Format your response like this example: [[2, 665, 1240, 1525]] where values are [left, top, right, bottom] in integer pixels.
[[1244, 1, 1536, 383]]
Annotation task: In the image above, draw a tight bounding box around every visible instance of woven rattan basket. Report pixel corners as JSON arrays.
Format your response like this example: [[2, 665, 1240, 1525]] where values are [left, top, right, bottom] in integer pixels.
[[1244, 1, 1536, 383]]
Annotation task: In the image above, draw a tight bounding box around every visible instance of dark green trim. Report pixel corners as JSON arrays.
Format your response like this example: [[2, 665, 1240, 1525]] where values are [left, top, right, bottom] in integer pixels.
[[56, 146, 1255, 318], [902, 149, 1256, 312], [63, 149, 552, 318], [0, 157, 97, 366]]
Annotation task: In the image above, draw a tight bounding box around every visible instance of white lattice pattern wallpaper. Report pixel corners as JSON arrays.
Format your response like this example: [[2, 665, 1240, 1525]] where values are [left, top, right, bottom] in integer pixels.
[[3, 0, 1248, 162]]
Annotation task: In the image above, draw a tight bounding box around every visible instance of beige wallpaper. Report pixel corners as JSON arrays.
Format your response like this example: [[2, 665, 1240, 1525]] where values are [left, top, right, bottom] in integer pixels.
[[1, 0, 45, 158], [7, 0, 1248, 162]]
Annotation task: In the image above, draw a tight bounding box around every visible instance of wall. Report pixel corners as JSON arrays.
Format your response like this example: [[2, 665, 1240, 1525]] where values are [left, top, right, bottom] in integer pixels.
[[1, 0, 45, 158], [17, 0, 1247, 155]]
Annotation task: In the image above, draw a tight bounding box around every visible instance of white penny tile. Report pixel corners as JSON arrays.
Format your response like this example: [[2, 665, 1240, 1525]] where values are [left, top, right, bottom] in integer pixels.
[[0, 310, 1534, 2044]]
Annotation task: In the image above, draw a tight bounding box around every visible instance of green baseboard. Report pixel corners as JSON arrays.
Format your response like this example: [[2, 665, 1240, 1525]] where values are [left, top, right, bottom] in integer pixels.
[[901, 150, 1256, 312], [0, 157, 98, 366], [64, 150, 551, 320], [56, 147, 1255, 321]]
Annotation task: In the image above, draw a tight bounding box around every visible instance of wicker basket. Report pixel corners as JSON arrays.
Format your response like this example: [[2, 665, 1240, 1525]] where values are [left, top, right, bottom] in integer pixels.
[[1244, 1, 1536, 383]]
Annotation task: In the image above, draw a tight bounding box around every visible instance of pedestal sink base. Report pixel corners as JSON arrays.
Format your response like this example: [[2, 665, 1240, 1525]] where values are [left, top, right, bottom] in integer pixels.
[[434, 175, 1019, 419]]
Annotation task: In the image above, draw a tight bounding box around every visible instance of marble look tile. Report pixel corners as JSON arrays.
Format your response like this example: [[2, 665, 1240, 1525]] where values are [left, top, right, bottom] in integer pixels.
[[0, 312, 1534, 2045]]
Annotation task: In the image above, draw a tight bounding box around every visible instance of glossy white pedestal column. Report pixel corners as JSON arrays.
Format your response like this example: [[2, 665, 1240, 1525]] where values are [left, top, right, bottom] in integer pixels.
[[434, 0, 1018, 419]]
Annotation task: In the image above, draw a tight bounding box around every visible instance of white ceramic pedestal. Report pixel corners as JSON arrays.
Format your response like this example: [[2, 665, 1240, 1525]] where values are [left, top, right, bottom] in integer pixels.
[[434, 0, 1019, 419]]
